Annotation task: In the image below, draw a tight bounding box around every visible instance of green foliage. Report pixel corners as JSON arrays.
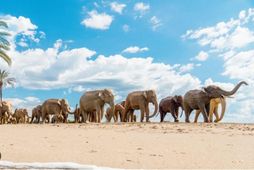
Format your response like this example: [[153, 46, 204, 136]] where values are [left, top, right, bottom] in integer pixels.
[[0, 20, 11, 65]]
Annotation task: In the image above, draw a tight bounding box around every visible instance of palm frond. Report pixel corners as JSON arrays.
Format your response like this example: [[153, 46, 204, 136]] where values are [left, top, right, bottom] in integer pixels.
[[0, 43, 10, 51], [0, 49, 12, 66], [0, 31, 11, 37], [0, 37, 10, 46], [0, 21, 8, 28]]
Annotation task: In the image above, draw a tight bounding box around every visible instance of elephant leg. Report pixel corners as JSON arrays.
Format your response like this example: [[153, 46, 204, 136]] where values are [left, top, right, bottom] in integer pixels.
[[214, 106, 220, 122], [81, 110, 87, 123], [140, 108, 145, 122], [209, 100, 216, 122], [114, 111, 118, 122], [145, 105, 150, 122], [131, 113, 134, 122], [199, 105, 209, 123], [184, 103, 192, 123], [194, 110, 201, 123], [172, 112, 178, 122]]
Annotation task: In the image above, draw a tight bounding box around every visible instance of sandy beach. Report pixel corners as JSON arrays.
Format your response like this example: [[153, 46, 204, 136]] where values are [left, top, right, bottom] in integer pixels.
[[0, 123, 253, 169]]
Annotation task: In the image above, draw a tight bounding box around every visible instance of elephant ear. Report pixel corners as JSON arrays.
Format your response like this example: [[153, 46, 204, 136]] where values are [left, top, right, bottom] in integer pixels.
[[173, 95, 178, 103], [142, 91, 148, 100], [204, 85, 223, 98], [98, 92, 105, 100]]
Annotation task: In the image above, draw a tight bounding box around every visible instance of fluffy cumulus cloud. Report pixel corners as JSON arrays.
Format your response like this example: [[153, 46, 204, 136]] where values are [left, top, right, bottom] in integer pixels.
[[183, 8, 254, 122], [2, 44, 201, 103], [0, 15, 43, 48], [110, 2, 126, 14], [194, 51, 209, 61], [81, 10, 113, 30], [183, 8, 254, 51], [122, 46, 149, 53]]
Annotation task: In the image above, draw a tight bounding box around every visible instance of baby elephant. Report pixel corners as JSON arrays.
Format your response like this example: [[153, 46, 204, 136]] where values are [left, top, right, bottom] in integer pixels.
[[159, 95, 184, 122]]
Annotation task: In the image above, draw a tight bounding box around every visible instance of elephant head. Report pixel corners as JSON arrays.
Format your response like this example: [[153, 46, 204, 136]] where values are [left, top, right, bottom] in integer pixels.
[[59, 99, 72, 115], [143, 90, 158, 118], [98, 89, 115, 110], [172, 95, 184, 117], [203, 81, 248, 98]]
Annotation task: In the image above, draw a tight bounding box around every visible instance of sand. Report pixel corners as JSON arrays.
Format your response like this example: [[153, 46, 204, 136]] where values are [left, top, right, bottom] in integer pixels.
[[0, 122, 254, 169]]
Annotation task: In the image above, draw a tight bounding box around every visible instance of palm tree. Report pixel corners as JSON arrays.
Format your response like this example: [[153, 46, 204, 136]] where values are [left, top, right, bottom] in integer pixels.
[[0, 70, 15, 102], [0, 20, 11, 65]]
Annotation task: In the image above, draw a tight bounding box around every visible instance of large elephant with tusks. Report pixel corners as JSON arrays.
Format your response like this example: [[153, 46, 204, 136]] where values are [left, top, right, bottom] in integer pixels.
[[79, 89, 115, 123]]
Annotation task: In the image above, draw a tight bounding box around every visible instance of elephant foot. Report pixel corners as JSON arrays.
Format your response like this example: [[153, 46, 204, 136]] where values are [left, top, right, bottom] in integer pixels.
[[174, 119, 179, 123], [214, 119, 219, 123], [185, 119, 190, 123]]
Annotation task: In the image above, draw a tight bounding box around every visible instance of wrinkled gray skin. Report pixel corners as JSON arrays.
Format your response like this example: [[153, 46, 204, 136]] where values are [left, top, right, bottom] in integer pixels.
[[41, 99, 72, 123], [79, 89, 115, 123], [123, 90, 159, 122], [183, 81, 248, 123], [159, 95, 184, 122]]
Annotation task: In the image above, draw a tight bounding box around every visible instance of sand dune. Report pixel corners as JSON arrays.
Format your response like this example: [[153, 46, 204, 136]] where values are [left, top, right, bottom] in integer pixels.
[[0, 122, 254, 169]]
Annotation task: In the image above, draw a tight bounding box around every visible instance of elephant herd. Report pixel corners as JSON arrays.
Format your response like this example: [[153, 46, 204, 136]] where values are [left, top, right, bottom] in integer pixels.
[[0, 81, 248, 124]]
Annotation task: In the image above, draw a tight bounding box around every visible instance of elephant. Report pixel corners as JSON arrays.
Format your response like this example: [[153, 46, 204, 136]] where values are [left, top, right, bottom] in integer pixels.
[[51, 114, 64, 123], [31, 105, 42, 123], [13, 108, 29, 123], [68, 104, 82, 123], [7, 114, 16, 124], [41, 98, 72, 123], [105, 103, 125, 122], [159, 95, 184, 122], [79, 89, 115, 123], [183, 81, 248, 123], [194, 97, 226, 123], [0, 101, 13, 124], [123, 90, 158, 122]]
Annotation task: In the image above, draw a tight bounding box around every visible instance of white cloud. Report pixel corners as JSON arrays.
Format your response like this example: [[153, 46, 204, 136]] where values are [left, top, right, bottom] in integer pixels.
[[179, 63, 195, 73], [4, 96, 41, 115], [110, 2, 126, 14], [0, 37, 201, 105], [150, 16, 162, 31], [134, 2, 150, 18], [195, 51, 209, 61], [134, 2, 150, 12], [122, 24, 130, 32], [122, 46, 149, 53], [183, 8, 254, 51], [0, 15, 42, 50], [81, 10, 113, 30]]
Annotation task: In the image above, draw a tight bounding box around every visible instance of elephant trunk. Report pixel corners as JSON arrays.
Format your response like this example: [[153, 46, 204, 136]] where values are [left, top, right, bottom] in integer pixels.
[[217, 81, 248, 97], [68, 104, 78, 115], [180, 105, 184, 118], [216, 97, 226, 122], [148, 99, 158, 118]]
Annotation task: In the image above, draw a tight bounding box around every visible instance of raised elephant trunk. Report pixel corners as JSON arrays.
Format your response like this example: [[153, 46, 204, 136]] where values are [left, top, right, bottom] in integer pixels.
[[148, 100, 158, 118], [217, 81, 248, 96], [215, 97, 226, 122]]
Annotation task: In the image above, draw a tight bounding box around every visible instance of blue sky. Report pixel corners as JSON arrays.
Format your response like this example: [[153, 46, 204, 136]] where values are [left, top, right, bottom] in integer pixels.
[[0, 0, 253, 122]]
